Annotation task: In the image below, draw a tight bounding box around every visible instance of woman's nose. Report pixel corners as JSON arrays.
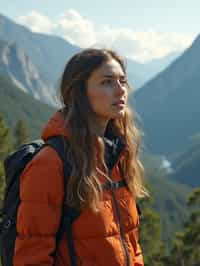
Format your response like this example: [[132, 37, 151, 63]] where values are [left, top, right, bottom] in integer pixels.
[[115, 80, 126, 95]]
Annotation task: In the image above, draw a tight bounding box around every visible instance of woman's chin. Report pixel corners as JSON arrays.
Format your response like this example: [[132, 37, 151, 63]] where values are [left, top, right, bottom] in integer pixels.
[[111, 110, 125, 119]]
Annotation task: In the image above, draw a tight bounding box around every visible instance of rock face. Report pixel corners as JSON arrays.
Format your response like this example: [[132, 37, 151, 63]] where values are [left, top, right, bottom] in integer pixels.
[[0, 13, 80, 84], [0, 13, 80, 106], [0, 40, 57, 106]]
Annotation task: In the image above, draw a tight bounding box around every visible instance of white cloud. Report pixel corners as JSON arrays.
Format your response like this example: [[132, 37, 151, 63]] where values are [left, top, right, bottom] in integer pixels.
[[17, 11, 56, 33], [96, 27, 194, 62], [16, 10, 195, 62], [57, 9, 96, 47]]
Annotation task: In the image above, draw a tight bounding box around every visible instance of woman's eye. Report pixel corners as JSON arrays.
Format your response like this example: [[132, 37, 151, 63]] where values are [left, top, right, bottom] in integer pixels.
[[101, 79, 112, 85], [101, 78, 127, 86], [120, 79, 127, 85]]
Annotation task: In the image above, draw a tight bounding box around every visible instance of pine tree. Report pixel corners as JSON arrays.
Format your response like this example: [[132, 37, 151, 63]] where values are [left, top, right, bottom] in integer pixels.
[[139, 198, 167, 266], [169, 188, 200, 265], [0, 114, 13, 203], [14, 119, 29, 148], [0, 114, 12, 160]]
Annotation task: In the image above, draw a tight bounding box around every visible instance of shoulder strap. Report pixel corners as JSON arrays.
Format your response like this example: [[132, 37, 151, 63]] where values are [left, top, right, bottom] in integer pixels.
[[44, 136, 79, 265], [45, 136, 71, 187], [136, 203, 142, 216]]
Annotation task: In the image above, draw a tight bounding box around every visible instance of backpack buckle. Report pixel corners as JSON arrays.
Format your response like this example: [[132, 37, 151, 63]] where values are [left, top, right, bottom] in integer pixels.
[[4, 219, 11, 229]]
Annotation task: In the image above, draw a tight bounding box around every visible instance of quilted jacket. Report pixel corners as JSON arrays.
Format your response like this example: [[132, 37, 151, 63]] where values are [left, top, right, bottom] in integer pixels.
[[14, 111, 144, 266]]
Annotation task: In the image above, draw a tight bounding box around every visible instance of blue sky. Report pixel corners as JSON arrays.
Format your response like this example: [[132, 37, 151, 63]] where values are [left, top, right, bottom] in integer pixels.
[[1, 0, 199, 62]]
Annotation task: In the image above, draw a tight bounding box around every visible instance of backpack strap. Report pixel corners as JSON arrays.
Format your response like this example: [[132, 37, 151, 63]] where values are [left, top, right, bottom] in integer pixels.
[[136, 203, 142, 216], [62, 208, 80, 266], [44, 136, 79, 266]]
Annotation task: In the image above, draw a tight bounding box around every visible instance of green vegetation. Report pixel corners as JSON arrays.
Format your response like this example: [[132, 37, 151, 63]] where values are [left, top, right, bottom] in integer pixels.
[[142, 153, 191, 246], [139, 198, 168, 266], [14, 119, 29, 148], [164, 188, 200, 265], [0, 113, 13, 202]]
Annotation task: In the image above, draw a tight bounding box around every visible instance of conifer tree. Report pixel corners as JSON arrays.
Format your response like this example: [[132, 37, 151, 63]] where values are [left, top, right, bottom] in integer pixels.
[[14, 119, 29, 148], [139, 203, 167, 266], [0, 114, 13, 202], [169, 188, 200, 265], [0, 114, 12, 160]]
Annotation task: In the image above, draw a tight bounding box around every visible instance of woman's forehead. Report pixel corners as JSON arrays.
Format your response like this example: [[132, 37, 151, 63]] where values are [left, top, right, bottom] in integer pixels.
[[92, 59, 125, 78]]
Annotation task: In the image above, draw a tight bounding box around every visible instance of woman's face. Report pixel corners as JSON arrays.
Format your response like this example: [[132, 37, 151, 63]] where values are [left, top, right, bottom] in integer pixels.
[[86, 58, 128, 124]]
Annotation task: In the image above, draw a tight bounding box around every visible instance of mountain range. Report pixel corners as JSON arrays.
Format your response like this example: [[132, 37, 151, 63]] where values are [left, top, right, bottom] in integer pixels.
[[0, 13, 180, 106]]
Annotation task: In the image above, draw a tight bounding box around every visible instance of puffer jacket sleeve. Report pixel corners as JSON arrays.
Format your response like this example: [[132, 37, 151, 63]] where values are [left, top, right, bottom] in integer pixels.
[[14, 146, 65, 266]]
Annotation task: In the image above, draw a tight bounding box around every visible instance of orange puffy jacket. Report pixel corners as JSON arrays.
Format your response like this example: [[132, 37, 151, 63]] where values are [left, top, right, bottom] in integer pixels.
[[14, 111, 144, 266]]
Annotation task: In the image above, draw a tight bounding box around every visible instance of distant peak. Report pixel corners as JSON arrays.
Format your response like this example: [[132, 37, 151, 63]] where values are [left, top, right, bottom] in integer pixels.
[[193, 33, 200, 43]]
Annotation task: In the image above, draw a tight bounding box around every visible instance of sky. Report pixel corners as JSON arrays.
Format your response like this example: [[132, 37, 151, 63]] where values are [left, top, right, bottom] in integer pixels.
[[1, 0, 199, 62]]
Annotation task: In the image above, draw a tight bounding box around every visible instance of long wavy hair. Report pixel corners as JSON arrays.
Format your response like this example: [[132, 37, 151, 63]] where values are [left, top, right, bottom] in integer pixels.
[[60, 48, 148, 211]]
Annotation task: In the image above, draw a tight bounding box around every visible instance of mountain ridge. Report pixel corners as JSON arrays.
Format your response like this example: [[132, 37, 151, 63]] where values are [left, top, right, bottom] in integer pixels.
[[132, 33, 200, 155]]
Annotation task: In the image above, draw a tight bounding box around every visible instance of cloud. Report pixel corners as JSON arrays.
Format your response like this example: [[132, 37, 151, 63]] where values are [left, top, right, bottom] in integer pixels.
[[57, 9, 96, 47], [16, 10, 195, 62], [17, 11, 56, 33], [97, 27, 194, 62]]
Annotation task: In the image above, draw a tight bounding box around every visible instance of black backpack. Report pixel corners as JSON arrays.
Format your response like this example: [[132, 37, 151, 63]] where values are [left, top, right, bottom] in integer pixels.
[[0, 136, 80, 266]]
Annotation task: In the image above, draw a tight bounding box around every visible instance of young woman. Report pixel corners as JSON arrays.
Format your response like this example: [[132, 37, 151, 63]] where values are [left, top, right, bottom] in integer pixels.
[[14, 48, 147, 266]]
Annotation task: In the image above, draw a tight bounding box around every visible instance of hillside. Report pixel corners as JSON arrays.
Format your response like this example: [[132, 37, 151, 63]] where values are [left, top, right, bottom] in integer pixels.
[[131, 34, 200, 155], [142, 153, 191, 244], [0, 74, 55, 138], [0, 39, 57, 106], [169, 140, 200, 187]]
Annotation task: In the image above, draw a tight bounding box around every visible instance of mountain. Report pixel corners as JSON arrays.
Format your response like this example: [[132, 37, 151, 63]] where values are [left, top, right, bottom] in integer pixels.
[[144, 51, 181, 77], [127, 51, 180, 89], [0, 39, 57, 106], [0, 13, 80, 86], [169, 139, 200, 187], [131, 34, 200, 155], [0, 74, 55, 138]]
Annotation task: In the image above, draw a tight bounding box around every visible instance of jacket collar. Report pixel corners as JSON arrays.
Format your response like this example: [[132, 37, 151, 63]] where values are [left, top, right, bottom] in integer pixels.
[[103, 128, 126, 171], [42, 111, 126, 171]]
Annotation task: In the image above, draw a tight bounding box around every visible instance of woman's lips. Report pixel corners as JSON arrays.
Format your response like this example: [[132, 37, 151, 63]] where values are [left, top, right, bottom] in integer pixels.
[[112, 99, 125, 105], [112, 100, 126, 109]]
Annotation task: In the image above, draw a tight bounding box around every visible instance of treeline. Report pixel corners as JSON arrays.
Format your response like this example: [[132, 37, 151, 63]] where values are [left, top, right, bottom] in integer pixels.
[[0, 113, 199, 265], [139, 187, 200, 265], [0, 113, 29, 202]]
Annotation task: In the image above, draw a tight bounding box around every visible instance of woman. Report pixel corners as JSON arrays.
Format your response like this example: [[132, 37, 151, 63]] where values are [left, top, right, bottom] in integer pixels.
[[14, 48, 147, 266]]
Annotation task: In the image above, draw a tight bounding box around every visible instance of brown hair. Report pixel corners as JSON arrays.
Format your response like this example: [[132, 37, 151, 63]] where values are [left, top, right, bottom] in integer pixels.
[[60, 48, 148, 211]]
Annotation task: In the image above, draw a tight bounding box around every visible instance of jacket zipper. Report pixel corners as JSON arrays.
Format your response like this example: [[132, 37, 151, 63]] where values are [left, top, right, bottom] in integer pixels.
[[109, 169, 130, 266]]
